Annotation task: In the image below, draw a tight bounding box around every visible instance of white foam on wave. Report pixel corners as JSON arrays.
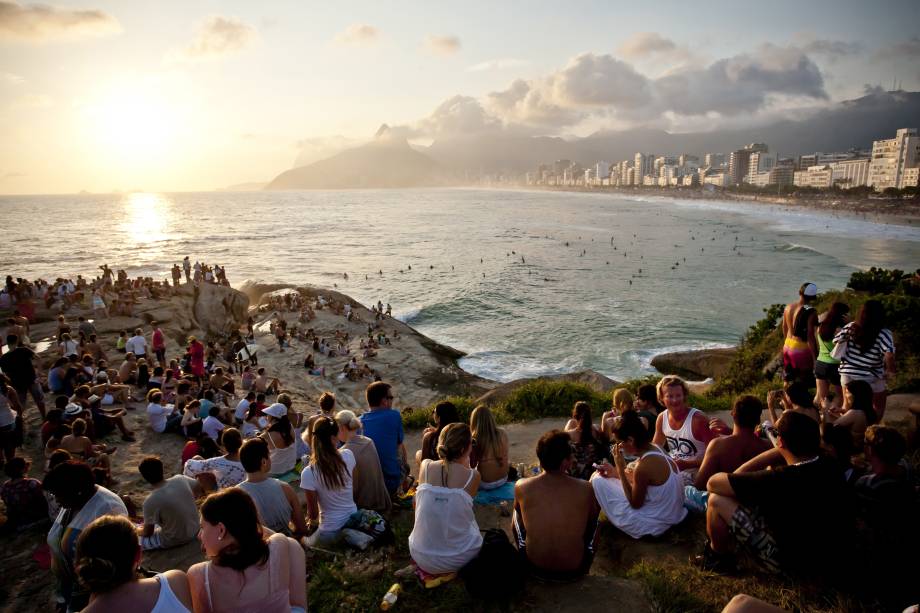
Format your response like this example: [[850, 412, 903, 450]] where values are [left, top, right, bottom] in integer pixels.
[[394, 306, 423, 323], [458, 350, 584, 383]]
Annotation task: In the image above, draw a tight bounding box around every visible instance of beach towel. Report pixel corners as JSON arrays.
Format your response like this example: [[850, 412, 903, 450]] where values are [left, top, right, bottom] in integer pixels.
[[473, 481, 515, 504]]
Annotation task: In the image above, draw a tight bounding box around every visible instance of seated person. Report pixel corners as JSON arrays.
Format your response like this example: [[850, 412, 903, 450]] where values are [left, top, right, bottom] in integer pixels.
[[1, 457, 48, 530], [83, 391, 135, 442], [700, 412, 853, 576], [601, 388, 636, 438], [336, 410, 392, 514], [360, 382, 407, 496], [73, 514, 194, 613], [237, 438, 307, 537], [146, 390, 181, 434], [416, 401, 460, 467], [137, 456, 203, 550], [592, 411, 687, 539], [855, 425, 915, 535], [652, 375, 718, 485], [766, 382, 819, 426], [514, 429, 599, 581], [180, 400, 202, 437], [825, 379, 877, 447], [235, 391, 256, 424], [187, 489, 306, 613], [208, 367, 234, 395], [470, 405, 510, 489], [183, 427, 246, 489], [407, 424, 482, 576], [300, 417, 369, 548], [564, 401, 608, 480], [685, 395, 772, 511], [117, 352, 137, 385], [201, 405, 225, 441], [60, 418, 112, 480], [254, 367, 281, 395], [197, 390, 217, 420], [240, 365, 256, 390]]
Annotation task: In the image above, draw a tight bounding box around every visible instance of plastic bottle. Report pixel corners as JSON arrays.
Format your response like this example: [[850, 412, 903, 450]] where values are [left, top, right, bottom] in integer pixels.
[[380, 583, 402, 610]]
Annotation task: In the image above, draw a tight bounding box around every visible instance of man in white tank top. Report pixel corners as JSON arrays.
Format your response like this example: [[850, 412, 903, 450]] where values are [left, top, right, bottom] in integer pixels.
[[652, 376, 718, 485]]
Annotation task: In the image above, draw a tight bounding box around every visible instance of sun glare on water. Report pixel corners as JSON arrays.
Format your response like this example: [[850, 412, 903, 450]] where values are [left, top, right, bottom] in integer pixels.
[[122, 192, 171, 245]]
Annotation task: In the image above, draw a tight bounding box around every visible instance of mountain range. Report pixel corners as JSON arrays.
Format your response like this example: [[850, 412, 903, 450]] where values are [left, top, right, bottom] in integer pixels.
[[265, 90, 920, 190]]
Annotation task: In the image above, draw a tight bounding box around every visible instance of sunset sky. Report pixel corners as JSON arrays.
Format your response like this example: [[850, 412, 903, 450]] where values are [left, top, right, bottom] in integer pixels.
[[1, 0, 918, 194]]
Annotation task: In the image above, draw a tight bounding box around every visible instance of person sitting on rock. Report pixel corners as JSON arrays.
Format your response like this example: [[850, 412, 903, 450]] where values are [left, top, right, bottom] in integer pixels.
[[684, 395, 772, 512], [592, 410, 687, 539], [652, 375, 718, 485], [698, 411, 852, 577], [514, 429, 599, 581], [601, 388, 636, 438], [564, 401, 608, 480], [237, 438, 307, 537], [254, 367, 281, 396], [146, 390, 181, 434], [137, 456, 203, 550]]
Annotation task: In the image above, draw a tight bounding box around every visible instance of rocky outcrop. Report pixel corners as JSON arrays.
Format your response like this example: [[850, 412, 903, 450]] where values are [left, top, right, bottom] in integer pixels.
[[192, 283, 249, 337], [651, 347, 737, 380], [475, 370, 621, 407]]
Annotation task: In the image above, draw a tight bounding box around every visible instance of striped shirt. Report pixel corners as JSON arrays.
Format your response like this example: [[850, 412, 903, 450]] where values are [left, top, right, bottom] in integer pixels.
[[834, 323, 894, 379]]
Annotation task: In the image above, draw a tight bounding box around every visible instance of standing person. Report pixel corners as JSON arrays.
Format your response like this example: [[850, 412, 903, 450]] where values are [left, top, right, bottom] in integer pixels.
[[151, 322, 166, 367], [592, 411, 688, 539], [126, 328, 148, 361], [0, 375, 23, 467], [781, 282, 819, 385], [652, 375, 716, 485], [335, 410, 392, 514], [187, 336, 205, 378], [359, 382, 407, 496], [813, 302, 850, 413], [299, 417, 359, 546], [0, 334, 46, 419], [699, 412, 852, 577], [182, 256, 191, 284], [470, 405, 510, 489], [833, 299, 895, 421], [44, 461, 129, 611], [513, 430, 599, 581], [137, 457, 203, 551], [74, 514, 194, 613], [407, 423, 482, 575], [186, 489, 307, 613], [91, 287, 108, 319], [236, 438, 308, 537]]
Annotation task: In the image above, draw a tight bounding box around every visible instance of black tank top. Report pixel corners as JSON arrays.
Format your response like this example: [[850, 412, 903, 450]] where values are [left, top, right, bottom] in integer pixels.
[[792, 305, 813, 341]]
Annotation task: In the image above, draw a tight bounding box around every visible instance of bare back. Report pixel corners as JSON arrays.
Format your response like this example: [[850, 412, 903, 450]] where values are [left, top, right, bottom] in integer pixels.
[[515, 473, 597, 572]]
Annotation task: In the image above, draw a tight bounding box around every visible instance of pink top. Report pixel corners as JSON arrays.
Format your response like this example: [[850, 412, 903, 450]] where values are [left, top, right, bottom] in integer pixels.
[[197, 534, 291, 613], [153, 328, 165, 350]]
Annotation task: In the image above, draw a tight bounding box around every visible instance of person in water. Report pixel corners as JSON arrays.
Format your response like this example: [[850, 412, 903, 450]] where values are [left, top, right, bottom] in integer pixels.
[[781, 282, 818, 385]]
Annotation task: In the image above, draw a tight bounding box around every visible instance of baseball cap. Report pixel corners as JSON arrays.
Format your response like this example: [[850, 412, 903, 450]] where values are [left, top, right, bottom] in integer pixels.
[[262, 403, 287, 419], [801, 282, 818, 297]]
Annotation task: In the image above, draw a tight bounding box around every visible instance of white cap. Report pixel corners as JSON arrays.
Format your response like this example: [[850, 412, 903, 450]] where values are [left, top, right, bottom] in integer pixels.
[[262, 403, 287, 419], [802, 282, 818, 297]]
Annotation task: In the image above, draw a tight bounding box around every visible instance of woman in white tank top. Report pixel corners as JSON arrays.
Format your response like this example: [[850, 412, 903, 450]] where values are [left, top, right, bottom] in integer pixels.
[[74, 514, 194, 613], [591, 411, 687, 538], [408, 423, 483, 575]]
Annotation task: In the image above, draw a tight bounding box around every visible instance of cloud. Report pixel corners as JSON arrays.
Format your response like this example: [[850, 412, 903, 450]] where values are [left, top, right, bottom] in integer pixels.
[[466, 58, 528, 72], [0, 1, 120, 42], [617, 32, 677, 58], [872, 35, 920, 61], [799, 38, 863, 58], [178, 16, 256, 61], [1, 71, 24, 84], [10, 92, 52, 109], [334, 23, 378, 45], [413, 95, 504, 137], [425, 34, 460, 56]]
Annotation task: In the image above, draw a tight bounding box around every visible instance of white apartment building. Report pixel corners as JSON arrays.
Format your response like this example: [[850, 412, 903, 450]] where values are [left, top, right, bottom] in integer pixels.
[[831, 158, 870, 188], [868, 128, 920, 190], [794, 165, 834, 189]]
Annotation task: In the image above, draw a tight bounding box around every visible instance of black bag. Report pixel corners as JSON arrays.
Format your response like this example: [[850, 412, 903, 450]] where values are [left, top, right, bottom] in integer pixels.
[[460, 528, 525, 600]]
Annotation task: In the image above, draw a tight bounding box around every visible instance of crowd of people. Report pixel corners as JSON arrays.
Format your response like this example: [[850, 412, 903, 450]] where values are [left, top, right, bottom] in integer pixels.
[[0, 272, 917, 612]]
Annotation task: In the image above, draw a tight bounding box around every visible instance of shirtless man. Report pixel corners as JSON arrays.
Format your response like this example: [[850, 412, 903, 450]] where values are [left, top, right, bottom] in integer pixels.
[[513, 430, 600, 581], [781, 283, 818, 384], [652, 375, 719, 485], [687, 395, 772, 511], [767, 383, 819, 426], [254, 367, 280, 395], [83, 334, 107, 362]]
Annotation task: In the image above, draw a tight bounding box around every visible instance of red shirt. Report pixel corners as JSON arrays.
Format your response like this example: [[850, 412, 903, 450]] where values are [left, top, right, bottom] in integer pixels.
[[152, 328, 165, 350], [181, 440, 200, 465]]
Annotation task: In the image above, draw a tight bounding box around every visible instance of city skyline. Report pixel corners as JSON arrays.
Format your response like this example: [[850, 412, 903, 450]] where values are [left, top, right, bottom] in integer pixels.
[[1, 0, 919, 194]]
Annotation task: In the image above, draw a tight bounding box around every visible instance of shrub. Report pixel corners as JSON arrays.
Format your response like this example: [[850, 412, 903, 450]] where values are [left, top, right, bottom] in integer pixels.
[[846, 267, 907, 294]]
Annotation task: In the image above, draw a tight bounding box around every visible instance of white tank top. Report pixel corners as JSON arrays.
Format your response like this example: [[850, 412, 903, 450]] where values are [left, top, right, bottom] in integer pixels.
[[661, 407, 706, 463], [151, 573, 191, 613]]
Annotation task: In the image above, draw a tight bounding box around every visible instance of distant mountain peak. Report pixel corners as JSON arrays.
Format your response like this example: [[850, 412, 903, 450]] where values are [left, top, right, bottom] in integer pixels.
[[375, 123, 391, 138]]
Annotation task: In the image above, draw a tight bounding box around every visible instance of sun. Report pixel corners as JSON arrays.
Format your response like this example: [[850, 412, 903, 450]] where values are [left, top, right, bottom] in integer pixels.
[[83, 80, 181, 163]]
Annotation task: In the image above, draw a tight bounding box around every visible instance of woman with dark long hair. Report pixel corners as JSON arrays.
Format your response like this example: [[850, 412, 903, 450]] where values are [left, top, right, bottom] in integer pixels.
[[814, 302, 850, 413], [299, 416, 358, 546], [75, 514, 193, 612], [260, 404, 296, 477], [564, 402, 608, 480], [833, 300, 895, 420], [416, 401, 460, 467], [187, 488, 306, 613], [826, 379, 877, 447]]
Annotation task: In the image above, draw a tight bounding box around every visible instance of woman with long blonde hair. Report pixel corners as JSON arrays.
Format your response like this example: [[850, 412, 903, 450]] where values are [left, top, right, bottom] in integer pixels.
[[470, 405, 509, 490], [601, 388, 634, 438]]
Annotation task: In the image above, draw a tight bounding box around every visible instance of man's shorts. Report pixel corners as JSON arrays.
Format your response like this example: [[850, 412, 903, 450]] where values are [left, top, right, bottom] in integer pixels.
[[729, 505, 781, 573]]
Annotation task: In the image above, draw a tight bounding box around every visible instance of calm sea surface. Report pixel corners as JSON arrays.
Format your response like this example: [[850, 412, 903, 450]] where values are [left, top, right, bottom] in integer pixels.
[[3, 188, 919, 382]]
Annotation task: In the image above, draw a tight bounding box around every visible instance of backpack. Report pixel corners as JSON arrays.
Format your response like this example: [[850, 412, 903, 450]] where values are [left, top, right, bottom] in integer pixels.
[[460, 528, 525, 600]]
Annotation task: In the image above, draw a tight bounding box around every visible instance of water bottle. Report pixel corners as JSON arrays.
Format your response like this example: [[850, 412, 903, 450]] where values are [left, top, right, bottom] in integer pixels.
[[380, 583, 402, 610]]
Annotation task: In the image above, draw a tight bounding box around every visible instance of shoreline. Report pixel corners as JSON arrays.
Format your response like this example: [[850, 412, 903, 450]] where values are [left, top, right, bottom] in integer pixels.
[[496, 184, 920, 228]]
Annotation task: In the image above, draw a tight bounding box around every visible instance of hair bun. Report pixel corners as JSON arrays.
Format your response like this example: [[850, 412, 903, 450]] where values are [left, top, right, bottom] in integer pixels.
[[76, 557, 119, 592]]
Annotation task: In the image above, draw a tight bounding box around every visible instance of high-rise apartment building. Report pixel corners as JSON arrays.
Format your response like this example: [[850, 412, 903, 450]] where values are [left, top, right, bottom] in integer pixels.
[[868, 128, 920, 190]]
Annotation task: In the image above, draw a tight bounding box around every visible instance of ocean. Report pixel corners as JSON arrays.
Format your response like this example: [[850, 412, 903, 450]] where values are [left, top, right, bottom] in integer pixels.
[[3, 188, 919, 382]]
